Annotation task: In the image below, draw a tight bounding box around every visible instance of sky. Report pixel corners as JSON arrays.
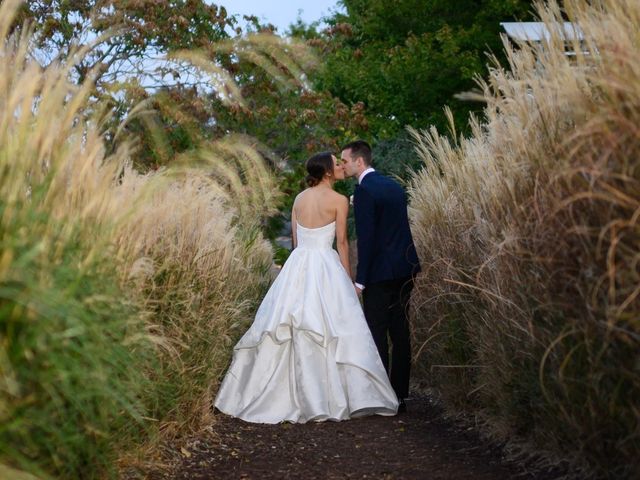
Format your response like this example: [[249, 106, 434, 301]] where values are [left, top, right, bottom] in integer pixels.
[[223, 1, 343, 33]]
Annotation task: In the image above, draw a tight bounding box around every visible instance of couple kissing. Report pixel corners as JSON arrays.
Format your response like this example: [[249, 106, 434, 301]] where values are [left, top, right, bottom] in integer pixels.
[[215, 140, 420, 423]]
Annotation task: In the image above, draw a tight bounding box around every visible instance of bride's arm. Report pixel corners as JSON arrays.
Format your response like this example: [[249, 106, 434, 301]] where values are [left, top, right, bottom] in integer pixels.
[[291, 204, 298, 249], [335, 195, 351, 276]]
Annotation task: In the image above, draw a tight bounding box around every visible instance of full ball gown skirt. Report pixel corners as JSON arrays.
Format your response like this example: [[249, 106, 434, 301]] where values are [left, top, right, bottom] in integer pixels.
[[214, 221, 398, 423]]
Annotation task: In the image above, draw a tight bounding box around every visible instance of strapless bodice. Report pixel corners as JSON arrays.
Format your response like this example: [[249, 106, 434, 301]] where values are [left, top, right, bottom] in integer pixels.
[[296, 221, 335, 250]]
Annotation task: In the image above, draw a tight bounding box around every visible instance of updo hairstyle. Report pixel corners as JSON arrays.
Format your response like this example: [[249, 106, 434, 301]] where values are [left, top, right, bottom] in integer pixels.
[[305, 151, 334, 187]]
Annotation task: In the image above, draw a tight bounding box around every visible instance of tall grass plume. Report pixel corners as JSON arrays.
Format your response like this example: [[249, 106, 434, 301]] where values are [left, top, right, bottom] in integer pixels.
[[0, 0, 280, 477], [408, 0, 639, 477]]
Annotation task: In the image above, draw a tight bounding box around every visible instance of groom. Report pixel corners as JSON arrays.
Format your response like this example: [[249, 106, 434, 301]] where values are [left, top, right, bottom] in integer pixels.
[[341, 140, 420, 413]]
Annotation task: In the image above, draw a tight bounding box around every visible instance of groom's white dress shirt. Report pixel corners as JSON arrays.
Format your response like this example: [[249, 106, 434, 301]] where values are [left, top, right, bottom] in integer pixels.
[[354, 168, 375, 290]]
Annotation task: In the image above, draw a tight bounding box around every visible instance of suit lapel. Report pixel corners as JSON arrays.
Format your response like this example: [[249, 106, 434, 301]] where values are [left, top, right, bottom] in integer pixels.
[[360, 171, 377, 186], [354, 171, 376, 208]]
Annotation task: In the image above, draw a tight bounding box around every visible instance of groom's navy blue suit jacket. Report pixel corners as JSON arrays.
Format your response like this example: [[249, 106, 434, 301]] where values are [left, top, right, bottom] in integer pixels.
[[353, 171, 420, 287]]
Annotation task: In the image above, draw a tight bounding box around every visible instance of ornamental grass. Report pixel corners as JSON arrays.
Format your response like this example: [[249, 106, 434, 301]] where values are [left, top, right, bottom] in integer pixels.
[[408, 0, 639, 477], [0, 0, 278, 477]]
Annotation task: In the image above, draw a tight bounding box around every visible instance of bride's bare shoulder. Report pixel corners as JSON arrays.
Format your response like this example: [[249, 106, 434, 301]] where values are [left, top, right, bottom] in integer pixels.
[[293, 189, 309, 205], [330, 190, 349, 204]]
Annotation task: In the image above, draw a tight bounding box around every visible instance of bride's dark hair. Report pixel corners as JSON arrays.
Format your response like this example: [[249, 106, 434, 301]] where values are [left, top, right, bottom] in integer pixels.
[[305, 152, 334, 187]]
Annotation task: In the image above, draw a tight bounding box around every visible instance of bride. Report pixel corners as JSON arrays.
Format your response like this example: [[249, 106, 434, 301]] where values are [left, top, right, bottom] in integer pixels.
[[214, 151, 398, 423]]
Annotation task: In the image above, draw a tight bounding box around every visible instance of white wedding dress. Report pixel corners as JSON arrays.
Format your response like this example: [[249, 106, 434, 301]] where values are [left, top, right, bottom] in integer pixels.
[[214, 221, 398, 423]]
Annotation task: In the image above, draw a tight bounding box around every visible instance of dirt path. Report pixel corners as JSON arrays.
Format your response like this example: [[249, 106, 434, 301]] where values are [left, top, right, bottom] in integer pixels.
[[158, 394, 558, 480]]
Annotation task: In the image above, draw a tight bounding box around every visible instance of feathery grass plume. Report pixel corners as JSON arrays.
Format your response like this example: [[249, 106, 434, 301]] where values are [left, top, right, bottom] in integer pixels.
[[128, 32, 317, 173], [111, 165, 274, 441], [205, 32, 317, 91], [0, 0, 155, 477], [408, 0, 639, 478], [112, 32, 285, 446], [0, 0, 282, 477]]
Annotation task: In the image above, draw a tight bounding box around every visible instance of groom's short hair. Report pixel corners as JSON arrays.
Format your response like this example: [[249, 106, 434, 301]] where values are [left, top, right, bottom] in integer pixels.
[[342, 140, 372, 166]]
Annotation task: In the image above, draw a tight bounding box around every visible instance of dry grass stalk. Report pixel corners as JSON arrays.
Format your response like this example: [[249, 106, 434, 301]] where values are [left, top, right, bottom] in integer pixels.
[[408, 1, 639, 477], [0, 0, 280, 477]]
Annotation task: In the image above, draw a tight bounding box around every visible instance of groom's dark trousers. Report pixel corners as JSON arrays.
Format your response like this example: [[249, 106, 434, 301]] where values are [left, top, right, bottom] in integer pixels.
[[353, 171, 420, 401], [362, 277, 413, 399]]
